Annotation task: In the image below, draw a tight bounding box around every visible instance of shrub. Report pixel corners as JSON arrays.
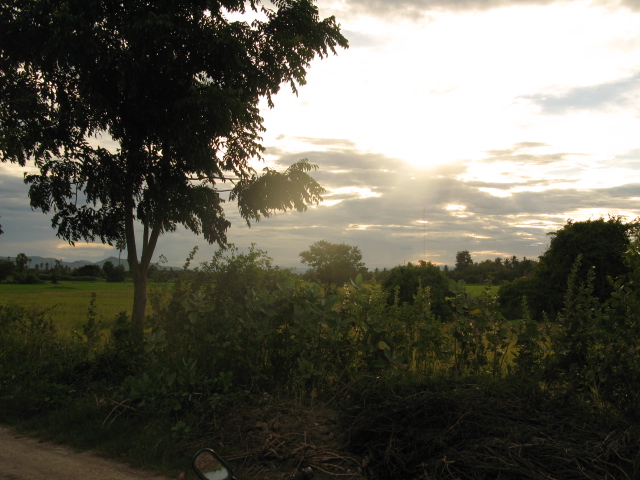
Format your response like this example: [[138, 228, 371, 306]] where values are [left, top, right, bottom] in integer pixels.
[[382, 261, 452, 321], [0, 304, 86, 415]]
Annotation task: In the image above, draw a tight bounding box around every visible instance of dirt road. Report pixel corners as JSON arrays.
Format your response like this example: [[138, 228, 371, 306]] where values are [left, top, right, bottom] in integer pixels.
[[0, 426, 174, 480]]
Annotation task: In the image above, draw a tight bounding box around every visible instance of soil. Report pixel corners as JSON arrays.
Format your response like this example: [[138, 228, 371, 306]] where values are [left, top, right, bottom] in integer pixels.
[[0, 402, 367, 480], [0, 426, 172, 480]]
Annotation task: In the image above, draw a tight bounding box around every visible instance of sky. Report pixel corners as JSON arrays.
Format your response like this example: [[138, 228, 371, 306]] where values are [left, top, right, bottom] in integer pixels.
[[3, 0, 640, 270]]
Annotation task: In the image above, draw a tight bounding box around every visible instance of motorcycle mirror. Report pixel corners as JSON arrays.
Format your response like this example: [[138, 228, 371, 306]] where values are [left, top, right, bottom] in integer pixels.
[[192, 449, 234, 480]]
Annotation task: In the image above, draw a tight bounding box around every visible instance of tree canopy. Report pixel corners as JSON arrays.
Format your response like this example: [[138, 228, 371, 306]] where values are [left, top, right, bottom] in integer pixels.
[[499, 217, 635, 320], [455, 251, 473, 271], [382, 261, 451, 321], [0, 0, 347, 339], [103, 260, 126, 283], [299, 240, 367, 287], [541, 217, 631, 295]]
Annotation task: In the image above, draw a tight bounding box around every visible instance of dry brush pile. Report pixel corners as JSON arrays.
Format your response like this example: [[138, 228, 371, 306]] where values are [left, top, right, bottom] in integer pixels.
[[344, 378, 639, 480]]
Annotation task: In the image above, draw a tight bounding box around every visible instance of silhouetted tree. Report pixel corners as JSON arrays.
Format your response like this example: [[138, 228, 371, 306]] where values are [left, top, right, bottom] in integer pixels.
[[74, 264, 102, 277], [0, 258, 13, 281], [1, 0, 347, 342], [14, 253, 29, 273], [300, 240, 367, 288], [455, 251, 473, 271], [499, 217, 634, 320], [103, 260, 126, 283]]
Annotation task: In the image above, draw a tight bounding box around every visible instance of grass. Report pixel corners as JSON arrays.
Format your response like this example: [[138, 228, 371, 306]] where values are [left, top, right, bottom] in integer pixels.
[[464, 284, 499, 296], [0, 281, 170, 333]]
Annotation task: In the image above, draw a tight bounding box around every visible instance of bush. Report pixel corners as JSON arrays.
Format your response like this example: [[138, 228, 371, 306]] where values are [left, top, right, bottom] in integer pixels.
[[11, 272, 41, 284], [73, 264, 102, 277], [498, 276, 544, 320], [382, 261, 452, 321], [502, 217, 634, 321], [0, 304, 86, 415], [0, 258, 14, 282], [103, 261, 126, 282]]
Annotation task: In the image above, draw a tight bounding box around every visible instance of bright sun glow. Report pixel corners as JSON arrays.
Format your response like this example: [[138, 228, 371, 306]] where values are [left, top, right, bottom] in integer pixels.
[[56, 243, 114, 250], [262, 1, 640, 173], [5, 1, 640, 269]]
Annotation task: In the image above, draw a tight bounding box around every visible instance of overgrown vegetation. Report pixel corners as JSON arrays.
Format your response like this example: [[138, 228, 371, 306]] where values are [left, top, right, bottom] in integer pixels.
[[1, 235, 640, 478], [498, 217, 634, 320], [447, 249, 537, 285]]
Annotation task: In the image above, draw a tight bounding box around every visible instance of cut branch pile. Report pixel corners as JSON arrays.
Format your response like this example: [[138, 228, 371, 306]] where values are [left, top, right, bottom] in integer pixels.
[[345, 380, 639, 480], [200, 401, 366, 480]]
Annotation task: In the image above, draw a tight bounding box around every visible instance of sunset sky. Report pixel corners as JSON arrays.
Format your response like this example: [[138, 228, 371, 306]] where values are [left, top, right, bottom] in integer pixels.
[[3, 0, 640, 270]]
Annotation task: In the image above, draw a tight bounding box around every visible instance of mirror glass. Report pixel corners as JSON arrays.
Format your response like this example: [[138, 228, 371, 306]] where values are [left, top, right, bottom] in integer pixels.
[[193, 451, 232, 480]]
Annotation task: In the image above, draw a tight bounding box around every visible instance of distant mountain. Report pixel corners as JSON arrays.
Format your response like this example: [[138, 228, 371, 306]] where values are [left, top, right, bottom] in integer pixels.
[[4, 255, 129, 270], [3, 254, 302, 272], [93, 256, 129, 268]]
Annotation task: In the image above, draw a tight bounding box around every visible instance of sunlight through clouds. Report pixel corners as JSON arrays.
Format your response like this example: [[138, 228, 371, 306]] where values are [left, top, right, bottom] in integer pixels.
[[445, 205, 470, 218], [319, 186, 382, 207], [56, 243, 114, 250], [4, 0, 640, 269]]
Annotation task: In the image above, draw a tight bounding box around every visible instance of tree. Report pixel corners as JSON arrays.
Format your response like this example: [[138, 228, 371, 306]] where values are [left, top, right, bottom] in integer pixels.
[[0, 258, 13, 281], [14, 253, 29, 273], [74, 264, 102, 277], [499, 217, 634, 320], [455, 251, 473, 271], [381, 261, 451, 321], [537, 217, 632, 313], [299, 240, 367, 287], [103, 260, 126, 283], [0, 0, 347, 342]]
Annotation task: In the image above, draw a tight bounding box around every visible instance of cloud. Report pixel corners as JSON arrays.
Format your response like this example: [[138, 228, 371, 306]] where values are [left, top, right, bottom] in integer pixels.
[[221, 146, 550, 266], [291, 137, 358, 148], [337, 0, 640, 21], [597, 0, 640, 11], [3, 139, 639, 270], [338, 30, 389, 49], [485, 142, 549, 156], [0, 172, 71, 258], [520, 72, 640, 114], [338, 0, 566, 20]]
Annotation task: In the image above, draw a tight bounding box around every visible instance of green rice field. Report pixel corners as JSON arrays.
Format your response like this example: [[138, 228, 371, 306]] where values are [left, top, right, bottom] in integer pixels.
[[0, 281, 141, 332], [465, 285, 500, 296]]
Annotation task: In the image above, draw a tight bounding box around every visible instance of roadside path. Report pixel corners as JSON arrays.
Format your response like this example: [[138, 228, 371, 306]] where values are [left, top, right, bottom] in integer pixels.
[[0, 426, 174, 480]]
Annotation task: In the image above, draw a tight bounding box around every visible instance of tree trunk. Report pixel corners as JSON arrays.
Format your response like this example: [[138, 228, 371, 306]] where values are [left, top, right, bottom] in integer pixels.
[[130, 262, 148, 345], [125, 213, 162, 346]]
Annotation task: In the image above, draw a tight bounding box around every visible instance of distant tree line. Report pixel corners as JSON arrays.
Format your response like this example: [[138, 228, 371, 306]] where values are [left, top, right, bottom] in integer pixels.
[[0, 254, 180, 284], [299, 217, 636, 323], [6, 216, 633, 326], [446, 250, 537, 285]]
